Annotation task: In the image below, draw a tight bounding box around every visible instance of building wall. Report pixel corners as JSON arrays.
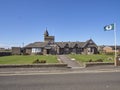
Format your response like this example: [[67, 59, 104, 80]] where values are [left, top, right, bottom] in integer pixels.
[[25, 48, 32, 55], [24, 45, 98, 55], [82, 47, 98, 55], [103, 46, 113, 52], [12, 47, 21, 55], [44, 36, 54, 42], [103, 46, 119, 53]]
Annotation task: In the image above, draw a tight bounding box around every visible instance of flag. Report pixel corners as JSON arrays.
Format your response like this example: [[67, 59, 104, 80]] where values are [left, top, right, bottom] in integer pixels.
[[104, 24, 114, 31]]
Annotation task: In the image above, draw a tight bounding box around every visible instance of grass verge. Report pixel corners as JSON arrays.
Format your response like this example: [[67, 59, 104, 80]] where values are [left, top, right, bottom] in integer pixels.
[[0, 55, 58, 64], [69, 54, 114, 63]]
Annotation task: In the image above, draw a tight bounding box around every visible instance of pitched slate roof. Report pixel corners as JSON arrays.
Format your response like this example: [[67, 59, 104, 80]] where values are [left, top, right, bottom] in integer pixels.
[[25, 39, 97, 49], [77, 42, 86, 47], [55, 42, 86, 48], [25, 42, 48, 48], [55, 42, 66, 48], [82, 39, 98, 48]]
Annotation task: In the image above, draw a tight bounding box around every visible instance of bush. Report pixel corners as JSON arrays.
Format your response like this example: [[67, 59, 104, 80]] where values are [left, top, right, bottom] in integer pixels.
[[108, 57, 113, 60], [96, 59, 103, 62], [40, 60, 46, 63], [33, 59, 46, 64], [0, 52, 12, 56], [89, 59, 93, 62], [33, 59, 40, 63], [88, 59, 103, 62]]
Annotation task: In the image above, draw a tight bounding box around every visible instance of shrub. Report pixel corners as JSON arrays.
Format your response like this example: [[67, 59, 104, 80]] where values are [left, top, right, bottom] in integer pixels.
[[33, 59, 46, 64], [89, 59, 93, 62], [108, 57, 113, 60], [88, 59, 103, 62], [40, 60, 46, 63], [96, 59, 103, 62], [33, 59, 40, 63]]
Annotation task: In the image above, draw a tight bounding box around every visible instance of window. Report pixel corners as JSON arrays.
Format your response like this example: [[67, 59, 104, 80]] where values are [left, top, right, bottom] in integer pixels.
[[32, 48, 41, 53]]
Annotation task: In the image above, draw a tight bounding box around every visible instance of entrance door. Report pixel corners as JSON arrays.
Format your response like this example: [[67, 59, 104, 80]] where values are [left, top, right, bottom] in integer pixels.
[[47, 49, 50, 54]]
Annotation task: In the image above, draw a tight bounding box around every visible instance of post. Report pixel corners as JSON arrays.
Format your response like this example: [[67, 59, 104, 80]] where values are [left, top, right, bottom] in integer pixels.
[[114, 23, 117, 66]]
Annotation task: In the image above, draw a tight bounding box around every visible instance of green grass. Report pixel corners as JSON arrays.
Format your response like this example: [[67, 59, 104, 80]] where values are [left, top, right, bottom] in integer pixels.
[[69, 54, 114, 63], [0, 55, 58, 64]]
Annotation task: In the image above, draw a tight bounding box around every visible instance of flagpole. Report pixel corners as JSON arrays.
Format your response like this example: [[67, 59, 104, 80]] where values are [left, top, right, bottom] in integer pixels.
[[114, 23, 117, 66]]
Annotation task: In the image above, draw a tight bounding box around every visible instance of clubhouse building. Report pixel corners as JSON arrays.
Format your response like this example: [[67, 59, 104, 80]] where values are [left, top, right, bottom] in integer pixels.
[[22, 29, 98, 55]]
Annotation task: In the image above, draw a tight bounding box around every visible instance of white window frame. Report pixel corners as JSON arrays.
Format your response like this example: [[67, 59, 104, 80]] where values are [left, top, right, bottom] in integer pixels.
[[32, 48, 41, 53]]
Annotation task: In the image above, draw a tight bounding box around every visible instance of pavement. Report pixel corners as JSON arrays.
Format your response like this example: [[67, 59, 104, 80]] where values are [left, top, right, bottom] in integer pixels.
[[0, 65, 120, 76]]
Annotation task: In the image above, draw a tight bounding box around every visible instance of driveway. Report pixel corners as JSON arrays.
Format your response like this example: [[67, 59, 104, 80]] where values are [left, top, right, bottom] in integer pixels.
[[57, 55, 81, 68]]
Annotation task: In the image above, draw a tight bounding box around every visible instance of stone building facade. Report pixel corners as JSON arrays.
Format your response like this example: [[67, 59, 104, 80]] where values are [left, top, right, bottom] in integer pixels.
[[12, 47, 22, 55], [24, 30, 98, 55], [98, 46, 120, 53]]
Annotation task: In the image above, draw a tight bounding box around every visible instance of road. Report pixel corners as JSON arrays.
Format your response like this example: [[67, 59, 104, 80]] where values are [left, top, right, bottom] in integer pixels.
[[0, 72, 120, 90]]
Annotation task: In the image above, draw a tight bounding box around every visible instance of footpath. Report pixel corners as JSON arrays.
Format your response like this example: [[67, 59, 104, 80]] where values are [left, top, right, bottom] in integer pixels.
[[0, 65, 120, 76], [57, 55, 81, 68]]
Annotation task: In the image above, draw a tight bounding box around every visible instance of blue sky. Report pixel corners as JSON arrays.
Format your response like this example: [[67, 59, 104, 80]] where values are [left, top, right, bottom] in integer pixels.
[[0, 0, 120, 48]]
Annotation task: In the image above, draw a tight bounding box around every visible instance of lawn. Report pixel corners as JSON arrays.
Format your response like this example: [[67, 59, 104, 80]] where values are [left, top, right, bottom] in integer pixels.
[[0, 55, 58, 64], [69, 54, 114, 63]]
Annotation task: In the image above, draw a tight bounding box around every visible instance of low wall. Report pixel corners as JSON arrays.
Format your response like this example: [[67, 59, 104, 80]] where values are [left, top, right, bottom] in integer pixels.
[[85, 62, 114, 67], [0, 64, 68, 68], [0, 52, 12, 56]]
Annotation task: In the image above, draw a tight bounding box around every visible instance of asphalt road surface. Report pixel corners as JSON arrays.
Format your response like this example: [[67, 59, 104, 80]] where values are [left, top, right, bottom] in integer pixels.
[[0, 72, 120, 90]]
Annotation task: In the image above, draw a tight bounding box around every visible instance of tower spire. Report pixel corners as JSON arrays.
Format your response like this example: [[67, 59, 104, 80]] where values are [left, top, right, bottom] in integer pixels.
[[44, 27, 49, 36]]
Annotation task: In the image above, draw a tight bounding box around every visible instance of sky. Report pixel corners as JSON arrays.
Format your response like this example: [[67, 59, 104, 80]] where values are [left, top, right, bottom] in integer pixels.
[[0, 0, 120, 48]]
